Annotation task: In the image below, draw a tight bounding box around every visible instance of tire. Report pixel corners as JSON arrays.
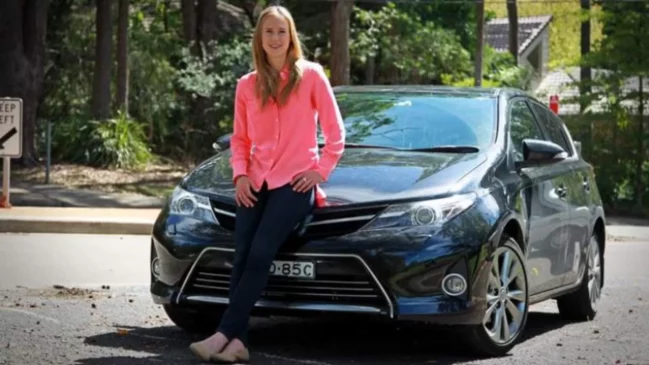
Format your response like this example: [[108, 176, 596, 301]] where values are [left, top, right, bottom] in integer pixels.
[[464, 235, 530, 357], [556, 233, 602, 321], [163, 304, 224, 335]]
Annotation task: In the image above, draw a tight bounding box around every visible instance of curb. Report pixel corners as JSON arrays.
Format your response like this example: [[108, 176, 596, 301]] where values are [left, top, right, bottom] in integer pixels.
[[0, 217, 154, 235]]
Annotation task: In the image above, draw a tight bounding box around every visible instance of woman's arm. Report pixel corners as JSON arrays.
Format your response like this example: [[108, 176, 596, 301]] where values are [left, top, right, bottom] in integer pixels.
[[311, 65, 345, 181], [229, 79, 251, 182]]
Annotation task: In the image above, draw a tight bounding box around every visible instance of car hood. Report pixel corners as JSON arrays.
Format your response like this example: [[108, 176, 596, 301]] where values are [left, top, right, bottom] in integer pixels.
[[183, 148, 487, 206]]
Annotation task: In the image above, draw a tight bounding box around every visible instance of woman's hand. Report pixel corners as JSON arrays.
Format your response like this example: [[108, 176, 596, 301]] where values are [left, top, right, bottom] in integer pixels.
[[235, 176, 257, 207], [291, 171, 324, 192]]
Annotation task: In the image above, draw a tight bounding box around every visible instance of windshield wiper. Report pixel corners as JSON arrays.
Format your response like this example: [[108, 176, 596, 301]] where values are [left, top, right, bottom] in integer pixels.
[[318, 143, 479, 153], [346, 143, 402, 150], [319, 142, 399, 150], [408, 145, 480, 153]]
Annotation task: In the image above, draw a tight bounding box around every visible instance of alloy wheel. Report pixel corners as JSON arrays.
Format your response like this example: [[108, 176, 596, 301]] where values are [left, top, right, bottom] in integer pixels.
[[587, 237, 602, 310], [483, 245, 528, 345]]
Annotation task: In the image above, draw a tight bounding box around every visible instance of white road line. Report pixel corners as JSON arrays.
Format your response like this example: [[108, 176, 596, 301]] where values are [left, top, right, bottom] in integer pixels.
[[0, 307, 62, 325], [257, 352, 337, 365]]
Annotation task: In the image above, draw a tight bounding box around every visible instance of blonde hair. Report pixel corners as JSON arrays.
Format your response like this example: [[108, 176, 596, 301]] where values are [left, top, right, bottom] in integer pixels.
[[252, 5, 304, 107]]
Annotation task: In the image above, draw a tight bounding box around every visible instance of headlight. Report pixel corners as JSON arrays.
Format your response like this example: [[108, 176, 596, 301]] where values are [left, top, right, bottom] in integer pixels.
[[361, 193, 476, 230], [169, 186, 218, 223]]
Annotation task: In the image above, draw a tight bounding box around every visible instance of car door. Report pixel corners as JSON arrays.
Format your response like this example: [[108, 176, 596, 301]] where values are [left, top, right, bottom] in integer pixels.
[[527, 101, 590, 286], [508, 98, 571, 295], [542, 107, 592, 286], [563, 160, 600, 287]]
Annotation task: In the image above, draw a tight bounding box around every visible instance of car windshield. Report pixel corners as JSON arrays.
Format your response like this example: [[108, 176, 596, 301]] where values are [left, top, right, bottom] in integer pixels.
[[319, 91, 497, 151]]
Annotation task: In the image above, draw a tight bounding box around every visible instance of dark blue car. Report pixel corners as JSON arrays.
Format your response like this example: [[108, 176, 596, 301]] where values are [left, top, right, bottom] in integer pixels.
[[149, 86, 606, 356]]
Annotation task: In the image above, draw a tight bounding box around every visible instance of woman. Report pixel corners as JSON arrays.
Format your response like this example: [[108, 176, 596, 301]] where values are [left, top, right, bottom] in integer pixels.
[[189, 5, 345, 364]]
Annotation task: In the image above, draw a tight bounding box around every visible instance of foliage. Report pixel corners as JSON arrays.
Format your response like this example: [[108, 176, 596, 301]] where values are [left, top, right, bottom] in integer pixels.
[[562, 2, 649, 215], [127, 2, 184, 146], [49, 111, 152, 169], [172, 37, 253, 160], [485, 0, 604, 69], [350, 3, 473, 84], [88, 112, 153, 169], [29, 0, 649, 217], [446, 46, 535, 90], [394, 0, 477, 52], [41, 2, 96, 127]]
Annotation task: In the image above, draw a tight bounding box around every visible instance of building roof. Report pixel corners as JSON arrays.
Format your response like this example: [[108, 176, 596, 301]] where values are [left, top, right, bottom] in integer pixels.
[[534, 67, 649, 115], [486, 15, 553, 55]]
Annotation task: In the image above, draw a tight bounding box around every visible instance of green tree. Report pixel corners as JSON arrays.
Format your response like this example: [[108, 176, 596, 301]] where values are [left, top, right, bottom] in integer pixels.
[[591, 0, 649, 212], [566, 1, 649, 215], [350, 3, 473, 85], [486, 0, 604, 68]]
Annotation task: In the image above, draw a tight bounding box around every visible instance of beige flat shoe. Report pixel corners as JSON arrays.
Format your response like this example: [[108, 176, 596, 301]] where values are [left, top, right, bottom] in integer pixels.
[[209, 348, 250, 364], [189, 341, 223, 362]]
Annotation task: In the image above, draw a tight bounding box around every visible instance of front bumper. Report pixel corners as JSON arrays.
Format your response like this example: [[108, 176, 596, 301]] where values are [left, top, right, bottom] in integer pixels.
[[151, 192, 498, 324], [150, 204, 497, 326], [170, 246, 395, 316]]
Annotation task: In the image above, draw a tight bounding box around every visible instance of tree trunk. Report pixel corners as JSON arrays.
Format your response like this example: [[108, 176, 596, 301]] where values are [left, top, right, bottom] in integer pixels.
[[634, 76, 645, 212], [238, 0, 259, 27], [163, 0, 170, 33], [0, 0, 50, 166], [91, 0, 113, 121], [115, 0, 129, 114], [197, 0, 218, 49], [507, 0, 518, 62], [329, 0, 353, 86], [474, 0, 485, 86], [181, 0, 219, 143], [612, 93, 619, 209], [580, 0, 592, 160], [182, 0, 197, 58]]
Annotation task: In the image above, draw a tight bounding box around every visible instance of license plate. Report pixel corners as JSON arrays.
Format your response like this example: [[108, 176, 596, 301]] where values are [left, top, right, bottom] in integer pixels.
[[269, 260, 315, 279]]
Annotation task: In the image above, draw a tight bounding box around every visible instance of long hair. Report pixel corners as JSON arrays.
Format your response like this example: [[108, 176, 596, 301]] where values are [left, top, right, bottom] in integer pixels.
[[252, 5, 304, 107]]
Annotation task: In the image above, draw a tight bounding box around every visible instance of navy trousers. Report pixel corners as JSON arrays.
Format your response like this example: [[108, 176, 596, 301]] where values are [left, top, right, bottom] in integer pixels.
[[217, 182, 314, 345]]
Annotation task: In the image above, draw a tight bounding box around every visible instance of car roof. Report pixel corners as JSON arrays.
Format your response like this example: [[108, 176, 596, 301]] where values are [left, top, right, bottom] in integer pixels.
[[332, 85, 529, 99]]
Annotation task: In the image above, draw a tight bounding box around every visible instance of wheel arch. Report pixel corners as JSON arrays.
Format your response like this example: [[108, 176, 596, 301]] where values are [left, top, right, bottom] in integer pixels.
[[502, 219, 526, 253], [490, 213, 527, 254]]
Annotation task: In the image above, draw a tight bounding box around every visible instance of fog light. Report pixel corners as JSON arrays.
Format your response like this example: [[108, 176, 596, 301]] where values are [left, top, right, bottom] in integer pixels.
[[151, 258, 161, 278], [442, 273, 467, 296]]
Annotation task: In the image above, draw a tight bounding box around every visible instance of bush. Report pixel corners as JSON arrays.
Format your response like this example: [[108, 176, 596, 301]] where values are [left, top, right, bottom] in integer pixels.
[[50, 111, 152, 169], [86, 112, 153, 169]]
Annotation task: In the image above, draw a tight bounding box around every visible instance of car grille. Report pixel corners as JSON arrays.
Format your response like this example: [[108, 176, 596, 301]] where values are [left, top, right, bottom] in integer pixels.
[[210, 199, 388, 239], [180, 252, 389, 309]]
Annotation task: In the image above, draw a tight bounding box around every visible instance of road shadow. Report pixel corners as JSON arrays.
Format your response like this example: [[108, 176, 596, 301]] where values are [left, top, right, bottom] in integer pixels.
[[76, 311, 570, 365]]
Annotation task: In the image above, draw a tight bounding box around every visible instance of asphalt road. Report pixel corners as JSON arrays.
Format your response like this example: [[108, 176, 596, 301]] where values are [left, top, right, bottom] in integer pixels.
[[1, 232, 649, 365]]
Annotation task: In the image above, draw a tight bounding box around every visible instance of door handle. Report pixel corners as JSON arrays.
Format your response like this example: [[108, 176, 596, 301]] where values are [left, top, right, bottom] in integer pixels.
[[582, 176, 590, 192]]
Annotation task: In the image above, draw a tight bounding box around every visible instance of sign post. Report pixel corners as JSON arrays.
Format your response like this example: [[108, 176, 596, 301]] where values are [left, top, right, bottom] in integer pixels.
[[0, 98, 23, 208]]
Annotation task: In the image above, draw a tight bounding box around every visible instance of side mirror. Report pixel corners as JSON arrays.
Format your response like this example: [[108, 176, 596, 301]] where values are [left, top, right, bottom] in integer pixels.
[[213, 133, 232, 153], [515, 138, 567, 169]]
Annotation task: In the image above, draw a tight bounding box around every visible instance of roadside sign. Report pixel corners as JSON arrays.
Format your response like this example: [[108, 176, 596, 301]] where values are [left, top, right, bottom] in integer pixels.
[[0, 97, 22, 208], [0, 98, 23, 158]]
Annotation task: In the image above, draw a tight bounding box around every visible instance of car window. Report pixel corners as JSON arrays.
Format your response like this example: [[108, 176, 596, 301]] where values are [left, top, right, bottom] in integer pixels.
[[530, 102, 573, 156], [509, 99, 544, 161], [318, 92, 497, 151], [551, 114, 575, 156]]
